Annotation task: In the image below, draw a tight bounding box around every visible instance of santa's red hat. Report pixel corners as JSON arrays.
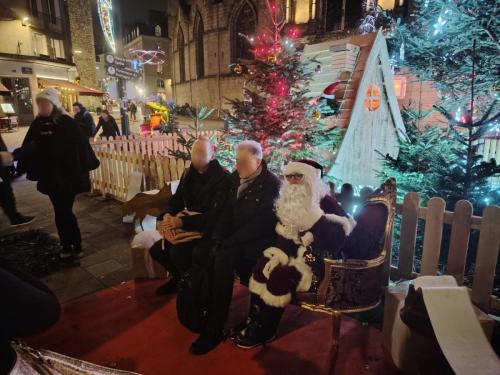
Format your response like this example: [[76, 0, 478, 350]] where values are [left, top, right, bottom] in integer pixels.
[[321, 82, 340, 100]]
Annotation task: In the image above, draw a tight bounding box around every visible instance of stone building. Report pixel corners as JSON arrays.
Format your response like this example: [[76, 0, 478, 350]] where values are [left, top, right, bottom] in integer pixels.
[[0, 0, 100, 123], [167, 0, 407, 117], [67, 0, 97, 88]]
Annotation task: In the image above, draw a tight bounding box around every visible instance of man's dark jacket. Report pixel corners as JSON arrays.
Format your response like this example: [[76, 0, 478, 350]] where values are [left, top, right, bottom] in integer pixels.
[[212, 160, 281, 260], [74, 108, 96, 137], [160, 159, 231, 234]]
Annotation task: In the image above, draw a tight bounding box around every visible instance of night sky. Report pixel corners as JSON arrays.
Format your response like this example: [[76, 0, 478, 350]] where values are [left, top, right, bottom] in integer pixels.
[[92, 0, 168, 56]]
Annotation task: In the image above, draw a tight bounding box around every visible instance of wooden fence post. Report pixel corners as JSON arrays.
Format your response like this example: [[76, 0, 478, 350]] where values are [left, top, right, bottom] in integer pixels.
[[446, 200, 473, 284], [471, 205, 500, 312], [420, 197, 446, 275], [397, 192, 420, 279]]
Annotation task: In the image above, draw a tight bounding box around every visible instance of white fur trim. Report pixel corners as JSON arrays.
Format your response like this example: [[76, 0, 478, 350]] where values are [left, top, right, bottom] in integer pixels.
[[262, 247, 289, 279], [260, 289, 292, 308], [289, 257, 313, 292], [325, 214, 355, 236], [263, 247, 289, 265], [284, 161, 321, 179], [301, 231, 314, 247], [276, 223, 301, 244], [249, 276, 267, 296], [297, 245, 307, 258]]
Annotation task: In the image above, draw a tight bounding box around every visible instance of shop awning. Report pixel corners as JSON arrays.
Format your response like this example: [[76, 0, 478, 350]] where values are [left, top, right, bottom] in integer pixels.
[[0, 82, 10, 94], [38, 78, 105, 96]]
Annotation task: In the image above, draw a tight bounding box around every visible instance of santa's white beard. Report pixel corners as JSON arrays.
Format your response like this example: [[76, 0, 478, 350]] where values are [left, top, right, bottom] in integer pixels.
[[275, 184, 316, 229]]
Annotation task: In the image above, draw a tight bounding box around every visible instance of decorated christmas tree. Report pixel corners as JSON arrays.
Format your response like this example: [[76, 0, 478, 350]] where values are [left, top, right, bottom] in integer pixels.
[[386, 0, 499, 106], [219, 0, 340, 172]]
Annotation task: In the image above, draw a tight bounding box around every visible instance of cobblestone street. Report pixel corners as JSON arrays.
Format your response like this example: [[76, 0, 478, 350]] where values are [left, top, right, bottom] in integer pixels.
[[1, 129, 137, 303]]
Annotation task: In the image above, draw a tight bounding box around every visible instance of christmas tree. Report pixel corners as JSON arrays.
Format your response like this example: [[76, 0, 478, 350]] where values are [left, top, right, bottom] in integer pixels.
[[219, 0, 340, 172], [386, 0, 499, 106]]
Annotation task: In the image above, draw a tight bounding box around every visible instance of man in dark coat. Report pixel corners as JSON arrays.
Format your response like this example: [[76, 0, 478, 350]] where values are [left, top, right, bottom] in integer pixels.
[[149, 137, 231, 295], [73, 102, 96, 138], [0, 134, 34, 226], [190, 140, 281, 355]]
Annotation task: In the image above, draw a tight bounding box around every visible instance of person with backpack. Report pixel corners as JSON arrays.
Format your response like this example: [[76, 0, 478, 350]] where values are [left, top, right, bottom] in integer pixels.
[[16, 88, 100, 262], [72, 102, 96, 137]]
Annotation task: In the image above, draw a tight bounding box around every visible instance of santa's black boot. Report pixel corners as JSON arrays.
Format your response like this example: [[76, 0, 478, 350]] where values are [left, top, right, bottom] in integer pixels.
[[227, 293, 263, 338], [233, 304, 284, 349]]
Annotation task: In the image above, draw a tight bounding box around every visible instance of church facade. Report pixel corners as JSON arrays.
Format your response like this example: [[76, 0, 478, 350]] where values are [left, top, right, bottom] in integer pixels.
[[167, 0, 407, 117]]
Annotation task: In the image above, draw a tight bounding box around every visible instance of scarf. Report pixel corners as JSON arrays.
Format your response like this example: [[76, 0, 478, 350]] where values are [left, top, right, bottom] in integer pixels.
[[237, 165, 262, 199]]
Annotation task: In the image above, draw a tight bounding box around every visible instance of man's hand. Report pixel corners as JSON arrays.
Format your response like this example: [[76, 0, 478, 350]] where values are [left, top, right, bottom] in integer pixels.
[[165, 215, 183, 230]]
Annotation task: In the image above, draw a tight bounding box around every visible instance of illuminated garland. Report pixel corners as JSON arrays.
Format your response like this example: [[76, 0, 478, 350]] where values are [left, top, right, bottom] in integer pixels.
[[97, 0, 116, 53], [130, 49, 166, 65]]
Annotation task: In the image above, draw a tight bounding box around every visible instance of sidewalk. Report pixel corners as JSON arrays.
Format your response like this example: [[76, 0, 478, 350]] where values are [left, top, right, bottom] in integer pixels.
[[1, 132, 137, 303]]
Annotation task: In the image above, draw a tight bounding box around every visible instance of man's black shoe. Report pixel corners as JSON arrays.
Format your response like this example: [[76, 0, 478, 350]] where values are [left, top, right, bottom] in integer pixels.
[[190, 332, 224, 355], [10, 215, 35, 227], [155, 278, 177, 296]]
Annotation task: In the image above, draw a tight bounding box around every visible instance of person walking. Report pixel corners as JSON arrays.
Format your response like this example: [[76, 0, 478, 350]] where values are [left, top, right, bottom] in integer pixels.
[[16, 88, 99, 261], [0, 134, 34, 226], [94, 109, 120, 138], [73, 102, 96, 138]]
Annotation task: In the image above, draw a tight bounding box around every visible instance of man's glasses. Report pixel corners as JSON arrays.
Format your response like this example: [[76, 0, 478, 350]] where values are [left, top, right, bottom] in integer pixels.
[[285, 173, 304, 182]]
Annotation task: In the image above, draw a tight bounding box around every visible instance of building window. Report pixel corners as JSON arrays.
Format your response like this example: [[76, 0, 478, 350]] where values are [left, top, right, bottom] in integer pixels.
[[377, 0, 396, 10], [50, 38, 65, 59], [157, 79, 165, 88], [177, 27, 186, 82], [28, 0, 38, 16], [45, 0, 57, 24], [364, 84, 381, 112], [195, 13, 204, 78], [33, 32, 48, 56], [232, 1, 256, 62], [295, 0, 310, 23]]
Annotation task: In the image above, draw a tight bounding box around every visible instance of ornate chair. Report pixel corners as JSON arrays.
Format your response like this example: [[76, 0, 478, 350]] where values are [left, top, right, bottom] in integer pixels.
[[295, 179, 396, 369]]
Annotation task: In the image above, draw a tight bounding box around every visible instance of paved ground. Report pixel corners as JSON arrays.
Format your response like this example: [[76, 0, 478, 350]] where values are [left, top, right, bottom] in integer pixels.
[[1, 130, 137, 303]]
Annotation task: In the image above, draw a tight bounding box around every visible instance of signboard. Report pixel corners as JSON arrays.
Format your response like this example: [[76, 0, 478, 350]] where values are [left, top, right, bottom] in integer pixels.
[[21, 67, 33, 74], [105, 54, 141, 81]]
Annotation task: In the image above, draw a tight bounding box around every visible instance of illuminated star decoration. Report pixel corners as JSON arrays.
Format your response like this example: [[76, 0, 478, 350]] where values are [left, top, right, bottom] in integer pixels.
[[97, 0, 116, 53]]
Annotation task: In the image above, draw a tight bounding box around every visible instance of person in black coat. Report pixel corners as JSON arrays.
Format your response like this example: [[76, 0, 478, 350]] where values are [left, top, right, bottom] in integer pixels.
[[16, 88, 100, 261], [149, 137, 231, 295], [94, 109, 120, 138], [190, 140, 281, 355], [0, 134, 35, 226], [73, 102, 96, 138]]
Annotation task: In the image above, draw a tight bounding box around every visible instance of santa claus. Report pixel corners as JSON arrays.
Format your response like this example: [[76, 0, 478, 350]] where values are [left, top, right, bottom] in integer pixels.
[[233, 159, 356, 349]]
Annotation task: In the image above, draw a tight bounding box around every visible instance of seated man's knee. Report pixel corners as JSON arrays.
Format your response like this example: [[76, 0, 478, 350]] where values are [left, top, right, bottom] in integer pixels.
[[149, 240, 164, 261]]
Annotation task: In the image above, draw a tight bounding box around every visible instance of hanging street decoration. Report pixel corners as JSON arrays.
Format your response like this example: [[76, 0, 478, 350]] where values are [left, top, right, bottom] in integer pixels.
[[130, 49, 166, 66], [97, 0, 116, 53]]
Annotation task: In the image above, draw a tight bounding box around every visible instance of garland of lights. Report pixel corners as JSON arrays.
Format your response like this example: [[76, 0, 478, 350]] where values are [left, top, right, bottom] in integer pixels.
[[130, 49, 166, 65], [97, 0, 116, 53]]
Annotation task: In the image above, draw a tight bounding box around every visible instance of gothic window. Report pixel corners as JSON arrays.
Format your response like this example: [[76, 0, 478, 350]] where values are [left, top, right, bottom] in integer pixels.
[[232, 1, 256, 62], [195, 13, 205, 78], [177, 27, 186, 82]]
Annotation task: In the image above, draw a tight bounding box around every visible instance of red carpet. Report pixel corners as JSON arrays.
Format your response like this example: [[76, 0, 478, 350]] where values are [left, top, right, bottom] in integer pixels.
[[28, 280, 400, 375]]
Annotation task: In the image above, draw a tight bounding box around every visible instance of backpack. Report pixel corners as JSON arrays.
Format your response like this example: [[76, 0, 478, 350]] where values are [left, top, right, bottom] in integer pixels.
[[176, 260, 213, 333]]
